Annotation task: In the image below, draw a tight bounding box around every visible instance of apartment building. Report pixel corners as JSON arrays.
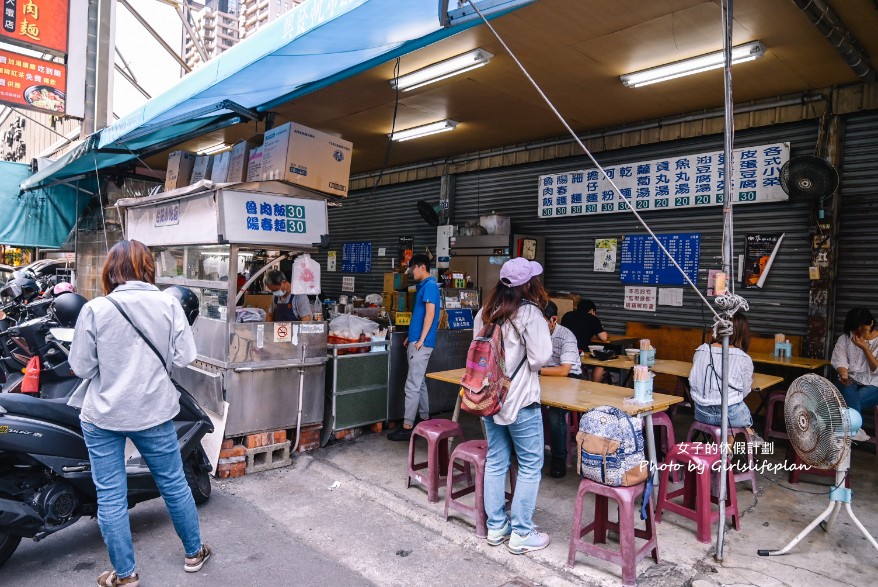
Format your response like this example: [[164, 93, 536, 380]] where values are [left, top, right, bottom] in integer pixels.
[[240, 0, 302, 39], [183, 0, 241, 70]]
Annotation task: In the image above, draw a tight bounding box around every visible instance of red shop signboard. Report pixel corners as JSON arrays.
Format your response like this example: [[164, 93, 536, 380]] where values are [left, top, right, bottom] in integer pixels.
[[0, 48, 66, 113], [2, 0, 69, 54]]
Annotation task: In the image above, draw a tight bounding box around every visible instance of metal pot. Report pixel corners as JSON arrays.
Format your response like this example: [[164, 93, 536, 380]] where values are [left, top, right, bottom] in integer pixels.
[[458, 220, 488, 237]]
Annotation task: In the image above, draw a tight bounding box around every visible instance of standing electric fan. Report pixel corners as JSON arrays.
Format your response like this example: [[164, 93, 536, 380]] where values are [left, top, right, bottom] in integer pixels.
[[758, 374, 878, 556]]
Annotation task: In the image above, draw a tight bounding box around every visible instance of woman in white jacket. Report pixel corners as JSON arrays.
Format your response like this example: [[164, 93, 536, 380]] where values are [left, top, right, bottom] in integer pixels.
[[69, 240, 211, 587], [473, 257, 552, 555]]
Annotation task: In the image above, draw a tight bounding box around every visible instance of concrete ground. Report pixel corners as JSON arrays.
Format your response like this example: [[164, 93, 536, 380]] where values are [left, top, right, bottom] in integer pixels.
[[2, 409, 875, 586]]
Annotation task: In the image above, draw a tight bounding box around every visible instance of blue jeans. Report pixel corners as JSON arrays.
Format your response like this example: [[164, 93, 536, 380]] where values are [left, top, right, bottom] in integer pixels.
[[82, 420, 202, 578], [836, 381, 878, 415], [482, 404, 544, 537], [694, 401, 753, 428]]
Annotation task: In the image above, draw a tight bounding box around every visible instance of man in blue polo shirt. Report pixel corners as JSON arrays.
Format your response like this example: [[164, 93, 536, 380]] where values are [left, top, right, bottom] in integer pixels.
[[388, 253, 440, 441]]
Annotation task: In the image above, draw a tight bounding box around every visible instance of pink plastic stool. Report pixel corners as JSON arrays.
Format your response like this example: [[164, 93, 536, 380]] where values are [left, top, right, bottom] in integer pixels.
[[655, 442, 740, 544], [444, 440, 517, 538], [686, 421, 758, 493], [406, 419, 466, 503], [647, 412, 681, 483], [567, 478, 659, 587], [787, 445, 851, 486], [764, 391, 789, 441]]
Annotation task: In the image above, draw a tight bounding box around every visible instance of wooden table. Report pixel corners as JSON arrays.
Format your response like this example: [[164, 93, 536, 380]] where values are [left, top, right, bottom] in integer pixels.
[[580, 356, 785, 392], [748, 352, 830, 370], [591, 333, 639, 347], [427, 368, 683, 484]]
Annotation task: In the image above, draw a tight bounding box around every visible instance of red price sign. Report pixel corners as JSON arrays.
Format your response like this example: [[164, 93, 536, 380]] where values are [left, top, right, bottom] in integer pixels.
[[0, 48, 66, 113], [1, 0, 69, 54]]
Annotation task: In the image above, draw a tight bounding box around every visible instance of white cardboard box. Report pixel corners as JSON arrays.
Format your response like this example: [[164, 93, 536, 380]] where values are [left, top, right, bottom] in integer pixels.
[[165, 150, 196, 191], [227, 141, 250, 184], [260, 122, 352, 197], [246, 147, 263, 183], [212, 151, 231, 183], [190, 155, 214, 184]]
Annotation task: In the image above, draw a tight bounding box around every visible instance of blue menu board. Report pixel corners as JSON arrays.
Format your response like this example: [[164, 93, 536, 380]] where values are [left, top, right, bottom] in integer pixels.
[[342, 241, 372, 273], [620, 233, 700, 285]]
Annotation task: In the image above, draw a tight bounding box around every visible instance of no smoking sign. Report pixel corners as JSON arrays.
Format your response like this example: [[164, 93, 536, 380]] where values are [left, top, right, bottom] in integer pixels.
[[274, 322, 292, 343]]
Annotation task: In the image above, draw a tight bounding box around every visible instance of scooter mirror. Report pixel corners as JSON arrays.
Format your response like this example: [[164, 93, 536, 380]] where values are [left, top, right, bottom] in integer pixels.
[[50, 327, 74, 343]]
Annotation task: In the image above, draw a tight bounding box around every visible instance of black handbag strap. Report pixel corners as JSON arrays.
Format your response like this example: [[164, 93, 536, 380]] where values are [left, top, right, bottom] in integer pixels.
[[106, 296, 170, 374]]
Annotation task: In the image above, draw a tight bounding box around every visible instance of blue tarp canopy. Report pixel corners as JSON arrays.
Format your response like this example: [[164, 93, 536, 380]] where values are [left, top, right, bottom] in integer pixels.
[[0, 162, 91, 248], [21, 0, 534, 192]]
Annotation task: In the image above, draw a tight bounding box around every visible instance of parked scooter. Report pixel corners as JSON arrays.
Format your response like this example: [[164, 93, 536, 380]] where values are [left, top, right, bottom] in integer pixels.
[[0, 286, 214, 568]]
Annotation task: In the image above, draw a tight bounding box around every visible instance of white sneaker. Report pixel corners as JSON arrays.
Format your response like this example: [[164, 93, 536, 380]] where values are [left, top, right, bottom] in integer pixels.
[[507, 531, 550, 555], [852, 429, 871, 442]]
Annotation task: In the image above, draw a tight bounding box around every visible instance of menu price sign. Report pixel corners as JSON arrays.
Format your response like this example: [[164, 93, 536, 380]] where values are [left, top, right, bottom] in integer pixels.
[[342, 241, 372, 273], [0, 48, 66, 113], [620, 233, 700, 285], [537, 143, 789, 218], [2, 0, 69, 54]]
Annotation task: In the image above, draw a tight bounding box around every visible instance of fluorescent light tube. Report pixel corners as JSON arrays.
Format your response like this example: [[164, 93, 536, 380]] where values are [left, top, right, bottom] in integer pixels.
[[620, 41, 765, 88], [390, 120, 458, 142], [392, 49, 493, 91], [197, 142, 231, 155]]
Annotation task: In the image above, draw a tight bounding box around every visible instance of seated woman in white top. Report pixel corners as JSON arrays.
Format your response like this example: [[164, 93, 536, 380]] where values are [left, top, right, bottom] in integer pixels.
[[688, 312, 763, 442], [831, 307, 878, 441]]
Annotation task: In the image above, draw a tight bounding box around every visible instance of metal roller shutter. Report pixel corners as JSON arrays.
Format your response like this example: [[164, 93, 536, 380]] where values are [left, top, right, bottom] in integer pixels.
[[318, 178, 442, 297], [452, 121, 818, 335], [834, 111, 878, 338]]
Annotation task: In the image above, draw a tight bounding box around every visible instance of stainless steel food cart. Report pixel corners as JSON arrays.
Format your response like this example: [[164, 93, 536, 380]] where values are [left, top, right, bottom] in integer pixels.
[[118, 180, 329, 438]]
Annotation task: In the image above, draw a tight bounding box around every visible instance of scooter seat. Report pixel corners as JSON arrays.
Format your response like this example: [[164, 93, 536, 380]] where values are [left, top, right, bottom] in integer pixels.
[[0, 393, 81, 429]]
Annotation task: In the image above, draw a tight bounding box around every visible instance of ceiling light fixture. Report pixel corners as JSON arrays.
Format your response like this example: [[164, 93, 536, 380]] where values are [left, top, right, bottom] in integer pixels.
[[620, 41, 765, 88], [391, 48, 493, 92], [197, 142, 231, 155], [390, 120, 458, 142]]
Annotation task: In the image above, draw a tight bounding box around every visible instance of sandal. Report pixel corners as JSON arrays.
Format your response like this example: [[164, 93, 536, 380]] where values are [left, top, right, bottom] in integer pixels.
[[96, 570, 140, 587], [184, 543, 212, 573]]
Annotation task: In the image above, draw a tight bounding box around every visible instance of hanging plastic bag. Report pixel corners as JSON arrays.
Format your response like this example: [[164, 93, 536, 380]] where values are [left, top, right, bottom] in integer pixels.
[[292, 254, 321, 295], [21, 356, 40, 394]]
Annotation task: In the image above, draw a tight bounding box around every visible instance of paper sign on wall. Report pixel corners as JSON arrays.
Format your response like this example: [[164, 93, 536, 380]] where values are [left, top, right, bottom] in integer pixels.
[[327, 251, 337, 272], [658, 288, 683, 307], [342, 276, 355, 292], [744, 233, 784, 288], [624, 286, 656, 312], [594, 238, 617, 272]]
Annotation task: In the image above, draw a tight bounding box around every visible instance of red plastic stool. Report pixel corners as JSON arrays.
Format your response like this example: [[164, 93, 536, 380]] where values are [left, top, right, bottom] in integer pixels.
[[444, 440, 517, 538], [686, 421, 758, 493], [786, 445, 851, 486], [567, 478, 659, 587], [647, 412, 681, 484], [406, 419, 466, 503], [764, 391, 789, 441], [655, 442, 740, 544]]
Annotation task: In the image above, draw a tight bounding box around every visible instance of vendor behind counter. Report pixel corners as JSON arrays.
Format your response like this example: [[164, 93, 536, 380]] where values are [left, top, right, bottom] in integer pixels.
[[265, 269, 312, 321]]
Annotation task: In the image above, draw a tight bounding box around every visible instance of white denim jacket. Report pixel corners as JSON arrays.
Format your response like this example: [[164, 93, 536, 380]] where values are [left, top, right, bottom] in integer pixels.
[[68, 281, 196, 431]]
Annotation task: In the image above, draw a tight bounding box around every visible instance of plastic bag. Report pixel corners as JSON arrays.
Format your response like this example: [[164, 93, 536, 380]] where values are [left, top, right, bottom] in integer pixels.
[[236, 307, 266, 323], [329, 314, 379, 338], [292, 254, 321, 295]]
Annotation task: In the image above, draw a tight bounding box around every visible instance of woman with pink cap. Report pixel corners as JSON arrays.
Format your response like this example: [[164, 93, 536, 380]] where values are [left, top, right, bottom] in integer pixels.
[[474, 257, 553, 555]]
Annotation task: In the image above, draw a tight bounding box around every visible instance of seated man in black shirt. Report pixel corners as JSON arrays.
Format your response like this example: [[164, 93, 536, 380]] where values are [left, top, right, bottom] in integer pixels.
[[560, 299, 608, 382]]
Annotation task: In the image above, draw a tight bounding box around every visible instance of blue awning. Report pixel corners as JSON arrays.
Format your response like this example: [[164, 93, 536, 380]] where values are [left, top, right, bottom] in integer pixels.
[[21, 0, 534, 192]]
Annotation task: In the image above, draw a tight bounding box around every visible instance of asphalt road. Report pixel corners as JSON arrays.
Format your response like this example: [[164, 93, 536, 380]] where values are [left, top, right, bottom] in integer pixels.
[[0, 486, 374, 586]]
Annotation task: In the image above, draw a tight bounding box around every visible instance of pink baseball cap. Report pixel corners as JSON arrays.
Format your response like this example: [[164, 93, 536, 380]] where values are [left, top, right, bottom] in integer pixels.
[[500, 257, 543, 287]]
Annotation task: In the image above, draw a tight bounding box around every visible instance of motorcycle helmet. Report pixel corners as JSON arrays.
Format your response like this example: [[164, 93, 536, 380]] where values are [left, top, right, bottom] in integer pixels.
[[49, 293, 88, 328], [0, 277, 40, 303], [52, 281, 77, 296], [165, 286, 200, 326]]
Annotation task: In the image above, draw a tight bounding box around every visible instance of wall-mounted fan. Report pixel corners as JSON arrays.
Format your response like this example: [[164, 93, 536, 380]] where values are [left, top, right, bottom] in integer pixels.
[[416, 200, 441, 227], [779, 155, 839, 219], [758, 374, 878, 557]]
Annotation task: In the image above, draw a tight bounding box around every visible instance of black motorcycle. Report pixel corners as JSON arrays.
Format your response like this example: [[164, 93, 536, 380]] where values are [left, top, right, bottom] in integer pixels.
[[0, 288, 214, 568]]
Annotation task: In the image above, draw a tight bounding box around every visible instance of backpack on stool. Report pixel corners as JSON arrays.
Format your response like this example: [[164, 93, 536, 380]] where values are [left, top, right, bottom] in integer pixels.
[[577, 406, 648, 487]]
